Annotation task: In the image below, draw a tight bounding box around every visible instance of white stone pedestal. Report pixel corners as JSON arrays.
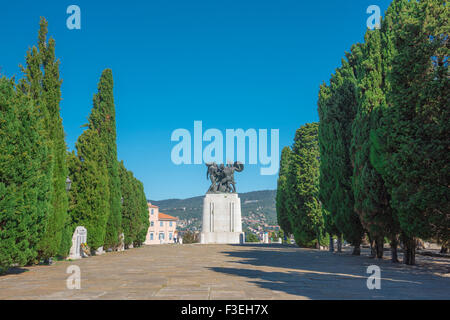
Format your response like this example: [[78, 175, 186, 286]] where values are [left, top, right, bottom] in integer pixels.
[[200, 193, 245, 244], [68, 226, 87, 260]]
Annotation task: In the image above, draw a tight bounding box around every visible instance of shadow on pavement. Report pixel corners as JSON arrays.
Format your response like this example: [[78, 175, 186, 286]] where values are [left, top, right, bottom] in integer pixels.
[[1, 267, 28, 276], [208, 245, 450, 299]]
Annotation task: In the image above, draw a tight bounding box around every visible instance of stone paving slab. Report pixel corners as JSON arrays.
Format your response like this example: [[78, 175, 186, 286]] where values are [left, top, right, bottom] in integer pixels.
[[0, 244, 449, 300]]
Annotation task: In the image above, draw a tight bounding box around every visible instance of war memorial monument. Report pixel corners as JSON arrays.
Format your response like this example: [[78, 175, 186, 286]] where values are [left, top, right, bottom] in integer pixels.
[[200, 161, 245, 244]]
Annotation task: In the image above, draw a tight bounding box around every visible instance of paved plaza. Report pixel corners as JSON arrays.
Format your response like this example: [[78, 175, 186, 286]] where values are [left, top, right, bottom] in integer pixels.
[[1, 244, 449, 300]]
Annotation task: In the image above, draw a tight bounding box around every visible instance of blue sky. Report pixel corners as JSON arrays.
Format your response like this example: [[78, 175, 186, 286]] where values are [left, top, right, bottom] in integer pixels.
[[1, 0, 392, 200]]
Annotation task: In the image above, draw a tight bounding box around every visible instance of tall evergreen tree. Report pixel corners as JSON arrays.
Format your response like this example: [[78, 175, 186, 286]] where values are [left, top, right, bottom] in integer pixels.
[[19, 18, 69, 260], [134, 177, 150, 246], [90, 69, 122, 250], [66, 71, 121, 251], [350, 28, 397, 259], [286, 123, 324, 247], [276, 147, 293, 236], [318, 49, 365, 255], [317, 83, 341, 252], [68, 129, 110, 250], [0, 76, 51, 273], [372, 0, 449, 264], [119, 161, 149, 247], [119, 161, 137, 247]]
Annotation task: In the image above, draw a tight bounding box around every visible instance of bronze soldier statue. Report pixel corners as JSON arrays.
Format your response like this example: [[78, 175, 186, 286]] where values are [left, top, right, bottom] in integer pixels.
[[206, 161, 244, 194], [206, 162, 219, 193]]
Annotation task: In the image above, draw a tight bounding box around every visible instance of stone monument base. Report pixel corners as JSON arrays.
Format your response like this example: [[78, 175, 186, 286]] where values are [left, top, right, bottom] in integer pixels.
[[200, 193, 245, 245], [200, 231, 244, 244]]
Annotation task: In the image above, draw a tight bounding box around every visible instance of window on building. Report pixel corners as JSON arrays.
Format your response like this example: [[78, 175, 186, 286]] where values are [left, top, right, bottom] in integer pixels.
[[159, 232, 165, 240], [151, 209, 154, 215], [160, 221, 163, 227], [150, 233, 154, 240], [169, 232, 173, 240], [169, 221, 173, 227], [150, 221, 154, 227]]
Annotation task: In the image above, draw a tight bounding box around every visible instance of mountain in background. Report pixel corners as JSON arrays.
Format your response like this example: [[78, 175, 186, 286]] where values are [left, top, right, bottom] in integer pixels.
[[150, 190, 278, 232]]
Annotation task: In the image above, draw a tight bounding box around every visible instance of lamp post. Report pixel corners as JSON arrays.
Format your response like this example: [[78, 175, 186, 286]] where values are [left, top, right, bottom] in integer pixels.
[[66, 176, 72, 192]]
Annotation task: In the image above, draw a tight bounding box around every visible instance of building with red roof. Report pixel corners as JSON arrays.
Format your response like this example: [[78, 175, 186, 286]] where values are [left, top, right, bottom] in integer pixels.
[[144, 202, 179, 245]]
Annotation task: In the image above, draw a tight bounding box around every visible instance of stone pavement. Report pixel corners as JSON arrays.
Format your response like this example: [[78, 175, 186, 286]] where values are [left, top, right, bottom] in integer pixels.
[[0, 244, 449, 300]]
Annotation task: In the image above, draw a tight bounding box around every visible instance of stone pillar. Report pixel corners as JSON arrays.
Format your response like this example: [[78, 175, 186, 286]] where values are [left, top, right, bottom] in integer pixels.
[[68, 226, 87, 260], [200, 193, 244, 244]]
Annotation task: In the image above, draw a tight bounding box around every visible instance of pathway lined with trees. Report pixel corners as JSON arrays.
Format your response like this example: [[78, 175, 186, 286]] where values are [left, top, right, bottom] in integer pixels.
[[277, 0, 448, 265], [0, 18, 148, 274], [0, 244, 448, 300]]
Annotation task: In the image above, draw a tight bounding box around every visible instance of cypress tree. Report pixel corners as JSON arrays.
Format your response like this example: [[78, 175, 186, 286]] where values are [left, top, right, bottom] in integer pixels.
[[317, 83, 341, 252], [19, 18, 69, 260], [286, 123, 324, 248], [134, 177, 149, 246], [350, 28, 397, 259], [318, 49, 365, 255], [373, 0, 449, 264], [119, 161, 137, 247], [90, 69, 122, 250], [119, 161, 149, 247], [68, 129, 110, 250], [0, 76, 51, 272], [276, 147, 293, 236], [66, 71, 121, 251]]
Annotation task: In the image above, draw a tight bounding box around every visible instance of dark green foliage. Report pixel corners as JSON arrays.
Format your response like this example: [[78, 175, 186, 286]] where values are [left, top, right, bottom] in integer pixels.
[[350, 28, 396, 257], [19, 18, 69, 260], [0, 77, 51, 273], [58, 215, 74, 258], [119, 162, 139, 246], [66, 71, 119, 250], [314, 0, 448, 264], [372, 0, 449, 263], [68, 129, 110, 250], [134, 178, 150, 246], [318, 50, 365, 253], [276, 147, 293, 235], [286, 123, 325, 247], [89, 69, 122, 250], [85, 69, 122, 248], [118, 161, 135, 246], [119, 161, 149, 247], [1, 19, 149, 267]]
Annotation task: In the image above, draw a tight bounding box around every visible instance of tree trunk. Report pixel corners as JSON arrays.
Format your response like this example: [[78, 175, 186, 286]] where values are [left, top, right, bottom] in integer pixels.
[[440, 246, 448, 254], [402, 235, 416, 265], [390, 236, 399, 263], [352, 238, 361, 255], [375, 236, 384, 259], [329, 235, 334, 252], [368, 234, 376, 258], [337, 234, 342, 253], [316, 228, 321, 250]]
